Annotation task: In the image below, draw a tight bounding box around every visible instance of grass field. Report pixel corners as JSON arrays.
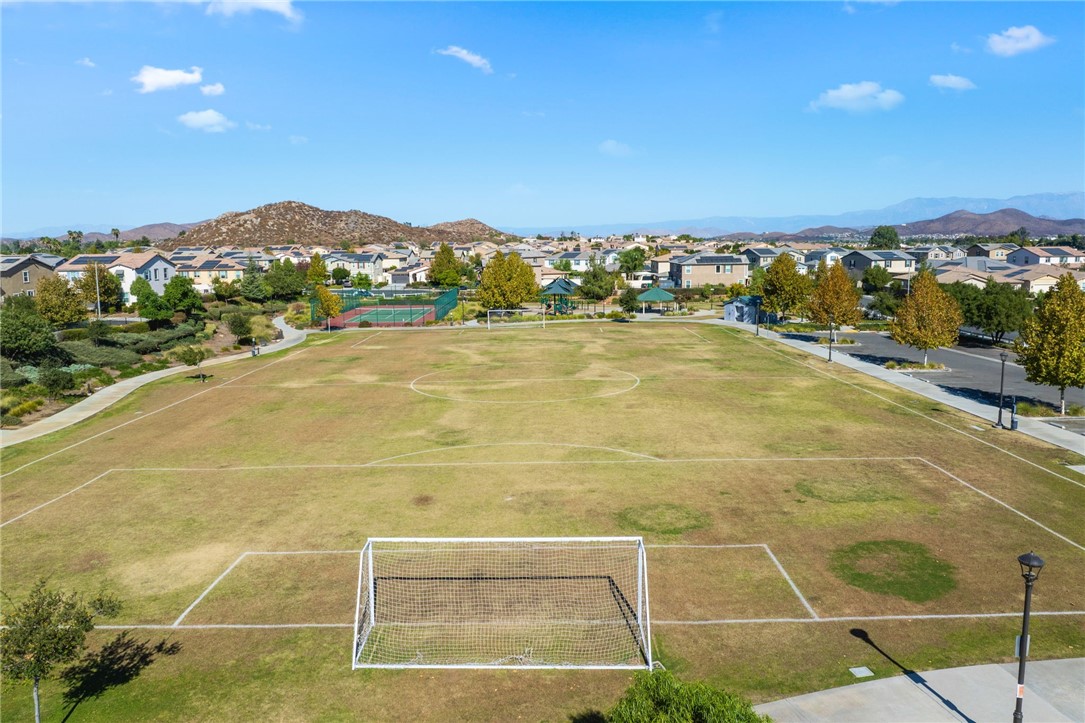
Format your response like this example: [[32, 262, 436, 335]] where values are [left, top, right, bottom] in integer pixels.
[[2, 322, 1083, 721]]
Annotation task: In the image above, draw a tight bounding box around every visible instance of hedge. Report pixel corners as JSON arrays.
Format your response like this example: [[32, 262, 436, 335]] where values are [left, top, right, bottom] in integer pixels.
[[59, 340, 142, 368]]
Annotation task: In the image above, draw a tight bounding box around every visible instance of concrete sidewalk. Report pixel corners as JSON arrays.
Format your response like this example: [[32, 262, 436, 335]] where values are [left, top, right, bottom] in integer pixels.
[[755, 657, 1084, 722], [0, 317, 308, 448], [701, 319, 1084, 456]]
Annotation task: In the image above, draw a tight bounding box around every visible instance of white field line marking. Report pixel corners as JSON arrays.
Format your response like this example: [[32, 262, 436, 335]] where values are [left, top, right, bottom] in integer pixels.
[[100, 623, 354, 630], [719, 326, 1085, 489], [245, 550, 362, 556], [0, 348, 309, 480], [220, 374, 818, 389], [350, 331, 384, 349], [683, 327, 712, 344], [172, 553, 249, 627], [915, 458, 1085, 552], [761, 545, 819, 619], [0, 469, 115, 528], [364, 442, 663, 465]]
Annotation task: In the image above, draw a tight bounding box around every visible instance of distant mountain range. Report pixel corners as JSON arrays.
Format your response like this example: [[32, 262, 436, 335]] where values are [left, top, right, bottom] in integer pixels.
[[505, 192, 1085, 237]]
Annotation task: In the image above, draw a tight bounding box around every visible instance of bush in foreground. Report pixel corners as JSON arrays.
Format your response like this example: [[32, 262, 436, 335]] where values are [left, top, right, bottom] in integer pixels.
[[606, 671, 769, 723]]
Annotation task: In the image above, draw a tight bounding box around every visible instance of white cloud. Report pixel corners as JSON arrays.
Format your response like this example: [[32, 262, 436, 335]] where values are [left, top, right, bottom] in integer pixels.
[[986, 25, 1054, 57], [950, 42, 972, 54], [808, 81, 904, 112], [289, 135, 308, 145], [132, 65, 202, 93], [200, 82, 225, 96], [598, 139, 632, 157], [930, 74, 976, 91], [246, 121, 271, 131], [436, 46, 493, 75], [206, 0, 301, 23], [177, 109, 236, 133], [76, 57, 96, 68]]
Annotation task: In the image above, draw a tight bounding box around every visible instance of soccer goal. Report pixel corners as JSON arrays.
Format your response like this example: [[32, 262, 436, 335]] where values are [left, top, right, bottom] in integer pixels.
[[486, 309, 546, 329], [352, 537, 652, 670]]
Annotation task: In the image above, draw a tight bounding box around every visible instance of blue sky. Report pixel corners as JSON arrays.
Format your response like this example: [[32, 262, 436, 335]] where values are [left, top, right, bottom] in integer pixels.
[[2, 1, 1082, 234]]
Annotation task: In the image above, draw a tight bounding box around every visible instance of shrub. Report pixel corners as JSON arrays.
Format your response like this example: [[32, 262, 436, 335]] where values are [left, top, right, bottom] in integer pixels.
[[8, 399, 44, 417], [1, 414, 22, 427], [606, 310, 627, 320], [119, 321, 150, 333], [38, 361, 75, 398], [1, 393, 18, 413], [15, 365, 39, 383], [607, 671, 768, 723], [59, 328, 89, 341], [116, 360, 170, 379], [72, 367, 113, 388], [59, 340, 142, 368], [0, 358, 28, 387], [358, 320, 372, 328]]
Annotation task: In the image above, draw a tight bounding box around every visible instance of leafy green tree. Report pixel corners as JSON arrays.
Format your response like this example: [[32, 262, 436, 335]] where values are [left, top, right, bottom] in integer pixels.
[[224, 312, 253, 343], [747, 266, 767, 296], [868, 225, 901, 249], [974, 278, 1032, 344], [553, 258, 574, 273], [617, 247, 648, 279], [618, 286, 640, 313], [808, 261, 861, 328], [890, 270, 963, 365], [162, 276, 204, 317], [0, 301, 59, 363], [1014, 273, 1085, 415], [265, 259, 305, 300], [130, 277, 172, 326], [211, 276, 240, 301], [477, 252, 538, 309], [75, 262, 123, 315], [429, 242, 462, 287], [0, 579, 121, 723], [34, 276, 86, 327], [306, 252, 328, 286], [239, 267, 270, 302], [942, 282, 983, 328], [352, 272, 373, 291], [313, 284, 343, 330], [607, 670, 768, 723], [172, 344, 213, 382], [861, 265, 892, 293], [331, 267, 351, 284], [577, 255, 615, 302], [762, 253, 812, 320]]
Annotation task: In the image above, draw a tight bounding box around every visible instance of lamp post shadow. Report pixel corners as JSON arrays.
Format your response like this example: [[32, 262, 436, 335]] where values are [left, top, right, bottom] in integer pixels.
[[849, 628, 977, 723]]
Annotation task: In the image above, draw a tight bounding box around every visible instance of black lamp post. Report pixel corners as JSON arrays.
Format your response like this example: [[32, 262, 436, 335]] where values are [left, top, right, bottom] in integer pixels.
[[997, 351, 1009, 428], [1013, 551, 1045, 723], [754, 297, 761, 336], [827, 313, 835, 364]]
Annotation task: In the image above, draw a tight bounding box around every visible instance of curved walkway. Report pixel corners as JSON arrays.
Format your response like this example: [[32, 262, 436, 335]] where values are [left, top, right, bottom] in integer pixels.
[[0, 317, 308, 448], [755, 657, 1084, 722]]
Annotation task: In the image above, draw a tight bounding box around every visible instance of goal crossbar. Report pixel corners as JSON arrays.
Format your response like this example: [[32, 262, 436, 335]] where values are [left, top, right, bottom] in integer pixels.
[[352, 537, 652, 670]]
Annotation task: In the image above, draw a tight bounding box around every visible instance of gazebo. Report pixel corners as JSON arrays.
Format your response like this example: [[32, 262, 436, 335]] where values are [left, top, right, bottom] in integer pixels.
[[636, 286, 676, 314], [540, 277, 579, 314]]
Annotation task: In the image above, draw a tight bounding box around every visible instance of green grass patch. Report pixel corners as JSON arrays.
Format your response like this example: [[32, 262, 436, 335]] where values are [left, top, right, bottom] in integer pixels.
[[616, 503, 709, 535], [795, 477, 902, 504], [830, 540, 957, 602]]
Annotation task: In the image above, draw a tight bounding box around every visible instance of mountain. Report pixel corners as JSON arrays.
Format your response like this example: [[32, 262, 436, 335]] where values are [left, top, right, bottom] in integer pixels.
[[892, 209, 1084, 238], [173, 201, 517, 249], [83, 222, 206, 244], [506, 192, 1085, 237]]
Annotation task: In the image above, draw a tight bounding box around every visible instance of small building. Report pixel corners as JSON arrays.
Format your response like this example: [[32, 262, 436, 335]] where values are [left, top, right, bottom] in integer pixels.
[[723, 295, 770, 324], [0, 255, 58, 300]]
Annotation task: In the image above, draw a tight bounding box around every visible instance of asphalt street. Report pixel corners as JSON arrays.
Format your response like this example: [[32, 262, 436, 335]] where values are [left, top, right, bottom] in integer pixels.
[[787, 331, 1085, 417]]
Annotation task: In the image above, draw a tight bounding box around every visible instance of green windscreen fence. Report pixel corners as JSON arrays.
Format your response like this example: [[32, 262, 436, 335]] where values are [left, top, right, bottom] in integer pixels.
[[311, 287, 458, 326]]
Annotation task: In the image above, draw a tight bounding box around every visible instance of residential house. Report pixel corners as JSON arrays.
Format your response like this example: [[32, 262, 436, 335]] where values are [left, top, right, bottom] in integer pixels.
[[172, 255, 247, 293], [1006, 246, 1085, 267], [57, 252, 177, 304], [389, 263, 430, 287], [999, 266, 1085, 294], [0, 255, 57, 299], [907, 245, 965, 262], [668, 252, 749, 289], [323, 252, 387, 284], [841, 250, 916, 280], [966, 243, 1019, 260]]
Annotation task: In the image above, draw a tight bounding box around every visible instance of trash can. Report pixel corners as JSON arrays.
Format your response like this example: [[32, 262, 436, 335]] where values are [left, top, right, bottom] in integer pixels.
[[1010, 419, 1019, 431]]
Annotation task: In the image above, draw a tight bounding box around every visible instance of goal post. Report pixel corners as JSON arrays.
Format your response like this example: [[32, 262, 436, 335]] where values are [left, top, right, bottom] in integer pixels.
[[352, 537, 652, 670], [486, 308, 546, 329]]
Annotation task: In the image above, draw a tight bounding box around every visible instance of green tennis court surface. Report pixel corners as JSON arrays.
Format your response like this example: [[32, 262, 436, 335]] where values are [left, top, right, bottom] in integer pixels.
[[354, 307, 430, 323]]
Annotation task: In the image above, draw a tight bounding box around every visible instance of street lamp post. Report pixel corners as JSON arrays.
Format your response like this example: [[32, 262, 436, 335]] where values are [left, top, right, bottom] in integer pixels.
[[754, 297, 761, 337], [827, 313, 835, 363], [1013, 551, 1045, 723], [997, 351, 1009, 428]]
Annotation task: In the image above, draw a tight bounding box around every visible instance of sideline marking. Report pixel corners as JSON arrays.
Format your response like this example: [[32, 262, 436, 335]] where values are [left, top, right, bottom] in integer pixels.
[[409, 368, 641, 404], [683, 327, 712, 344], [0, 469, 114, 529], [173, 553, 248, 627], [350, 331, 384, 349]]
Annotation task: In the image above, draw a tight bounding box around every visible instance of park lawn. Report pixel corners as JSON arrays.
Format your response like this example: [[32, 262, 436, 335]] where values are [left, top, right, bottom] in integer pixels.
[[1, 322, 1083, 721]]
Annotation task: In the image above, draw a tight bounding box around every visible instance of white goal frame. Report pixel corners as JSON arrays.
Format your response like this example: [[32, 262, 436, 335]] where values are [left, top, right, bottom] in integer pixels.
[[486, 308, 546, 329], [352, 536, 652, 670]]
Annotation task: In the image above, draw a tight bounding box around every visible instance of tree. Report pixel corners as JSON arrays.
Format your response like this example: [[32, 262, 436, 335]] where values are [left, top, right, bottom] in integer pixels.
[[762, 253, 811, 320], [808, 261, 861, 330], [617, 247, 648, 279], [162, 276, 204, 317], [172, 344, 212, 382], [1014, 273, 1085, 415], [211, 276, 240, 301], [307, 252, 328, 286], [618, 286, 640, 313], [974, 278, 1032, 344], [75, 262, 123, 315], [747, 266, 767, 296], [238, 268, 270, 302], [890, 270, 963, 365], [553, 258, 573, 273], [265, 259, 305, 300], [313, 284, 342, 331], [110, 228, 120, 243], [429, 242, 462, 287], [861, 265, 892, 293], [352, 272, 373, 291], [86, 319, 112, 346], [477, 251, 538, 309], [0, 301, 59, 364], [577, 255, 615, 302], [607, 670, 768, 723], [224, 313, 253, 343], [942, 282, 983, 329], [868, 225, 901, 249], [34, 276, 86, 327], [0, 579, 121, 723], [130, 277, 172, 326], [331, 267, 351, 284]]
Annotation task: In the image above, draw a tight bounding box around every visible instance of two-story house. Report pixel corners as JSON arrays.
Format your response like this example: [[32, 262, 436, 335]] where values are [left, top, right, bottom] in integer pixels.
[[668, 252, 750, 289], [841, 250, 916, 280], [966, 243, 1019, 260], [0, 255, 58, 300], [1006, 246, 1085, 266], [324, 252, 387, 284], [57, 252, 177, 304], [172, 255, 247, 293]]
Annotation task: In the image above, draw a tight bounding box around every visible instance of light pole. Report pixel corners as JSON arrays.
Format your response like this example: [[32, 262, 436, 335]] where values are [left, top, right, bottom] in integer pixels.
[[827, 313, 835, 363], [1013, 551, 1045, 723], [997, 351, 1009, 428], [754, 297, 761, 337]]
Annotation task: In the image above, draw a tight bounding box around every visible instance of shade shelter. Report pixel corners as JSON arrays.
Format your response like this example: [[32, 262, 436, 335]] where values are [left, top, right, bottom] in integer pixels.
[[636, 286, 676, 314], [540, 277, 579, 315]]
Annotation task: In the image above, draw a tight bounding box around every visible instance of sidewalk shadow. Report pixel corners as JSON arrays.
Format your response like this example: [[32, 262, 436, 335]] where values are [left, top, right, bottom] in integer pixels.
[[60, 632, 182, 721], [850, 628, 976, 723]]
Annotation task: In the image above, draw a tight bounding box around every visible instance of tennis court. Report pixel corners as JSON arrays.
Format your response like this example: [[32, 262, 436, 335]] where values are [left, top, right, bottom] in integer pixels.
[[351, 307, 431, 325]]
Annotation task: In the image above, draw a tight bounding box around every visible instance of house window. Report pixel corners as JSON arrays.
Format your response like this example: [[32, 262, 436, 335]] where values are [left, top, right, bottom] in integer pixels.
[[163, 269, 169, 280], [684, 265, 692, 274], [220, 271, 227, 278], [684, 280, 691, 288], [715, 265, 721, 273], [22, 270, 30, 283], [153, 268, 159, 281], [143, 272, 150, 280], [26, 290, 35, 297], [724, 265, 732, 274]]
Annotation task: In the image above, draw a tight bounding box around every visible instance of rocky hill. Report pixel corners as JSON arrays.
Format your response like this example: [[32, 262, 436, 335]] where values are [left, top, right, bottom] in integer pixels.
[[171, 201, 517, 249], [892, 208, 1084, 237], [83, 222, 206, 244]]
